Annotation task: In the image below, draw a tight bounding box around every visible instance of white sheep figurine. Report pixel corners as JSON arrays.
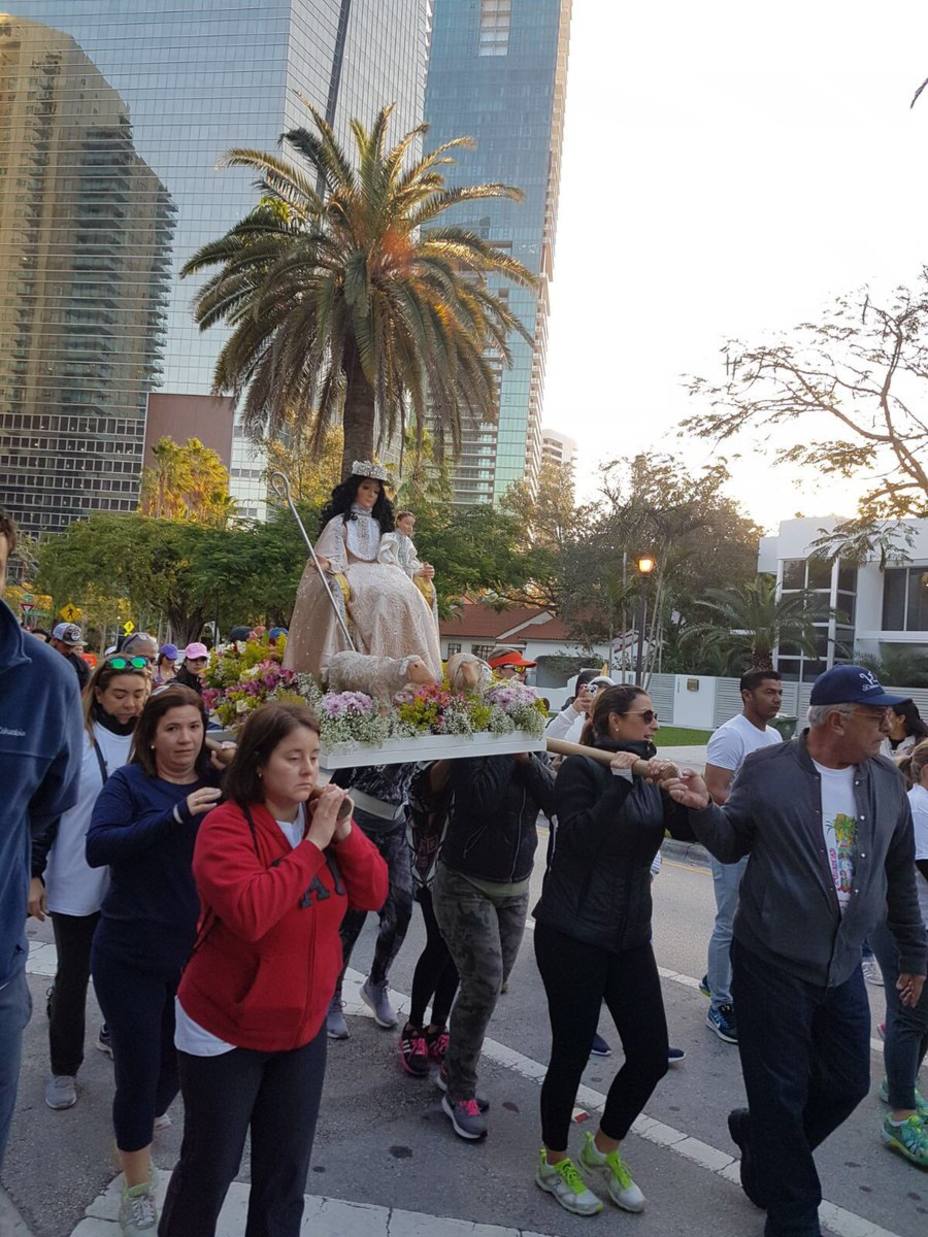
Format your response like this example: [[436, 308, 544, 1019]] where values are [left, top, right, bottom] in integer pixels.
[[446, 651, 492, 695], [326, 651, 436, 703]]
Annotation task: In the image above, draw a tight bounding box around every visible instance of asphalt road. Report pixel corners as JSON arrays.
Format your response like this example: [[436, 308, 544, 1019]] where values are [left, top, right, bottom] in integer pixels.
[[4, 846, 926, 1237]]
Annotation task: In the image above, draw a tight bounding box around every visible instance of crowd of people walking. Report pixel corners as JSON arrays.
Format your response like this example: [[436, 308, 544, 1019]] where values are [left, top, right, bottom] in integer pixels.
[[2, 501, 928, 1237]]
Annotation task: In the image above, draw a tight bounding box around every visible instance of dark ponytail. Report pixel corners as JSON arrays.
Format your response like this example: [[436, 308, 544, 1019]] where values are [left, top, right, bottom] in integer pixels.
[[580, 684, 647, 746]]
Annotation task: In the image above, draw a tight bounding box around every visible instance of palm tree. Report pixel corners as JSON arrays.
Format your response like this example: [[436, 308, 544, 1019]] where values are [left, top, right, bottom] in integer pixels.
[[182, 103, 535, 477], [681, 576, 826, 671]]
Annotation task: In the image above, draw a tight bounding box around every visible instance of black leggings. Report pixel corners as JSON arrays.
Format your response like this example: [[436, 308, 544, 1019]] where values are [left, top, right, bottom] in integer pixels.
[[159, 1028, 326, 1237], [48, 911, 99, 1077], [534, 922, 668, 1151], [91, 945, 179, 1152], [409, 886, 459, 1030]]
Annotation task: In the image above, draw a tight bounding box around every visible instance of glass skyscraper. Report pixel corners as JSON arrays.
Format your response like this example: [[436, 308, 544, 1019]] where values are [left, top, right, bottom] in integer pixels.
[[423, 0, 571, 505], [0, 1, 431, 532]]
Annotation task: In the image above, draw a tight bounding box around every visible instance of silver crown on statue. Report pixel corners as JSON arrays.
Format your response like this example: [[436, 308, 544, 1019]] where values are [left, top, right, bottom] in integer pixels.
[[350, 459, 393, 483]]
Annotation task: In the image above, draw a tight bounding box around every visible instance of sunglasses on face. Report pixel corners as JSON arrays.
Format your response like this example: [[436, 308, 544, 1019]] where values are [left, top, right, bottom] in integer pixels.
[[626, 709, 658, 724], [107, 656, 149, 670]]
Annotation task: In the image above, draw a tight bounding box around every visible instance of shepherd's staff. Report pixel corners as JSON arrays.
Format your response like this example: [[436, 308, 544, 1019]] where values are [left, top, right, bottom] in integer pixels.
[[269, 470, 356, 652]]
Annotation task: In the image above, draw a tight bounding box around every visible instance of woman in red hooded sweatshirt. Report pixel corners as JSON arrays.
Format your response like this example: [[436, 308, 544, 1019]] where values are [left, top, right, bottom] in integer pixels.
[[159, 703, 387, 1237]]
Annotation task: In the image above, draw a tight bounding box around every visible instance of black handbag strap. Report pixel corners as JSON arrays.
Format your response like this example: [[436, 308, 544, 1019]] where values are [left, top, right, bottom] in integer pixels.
[[91, 737, 110, 785]]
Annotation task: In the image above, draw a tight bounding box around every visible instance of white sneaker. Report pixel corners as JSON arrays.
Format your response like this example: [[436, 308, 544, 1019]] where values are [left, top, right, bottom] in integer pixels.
[[44, 1074, 77, 1110], [119, 1181, 158, 1234], [153, 1112, 172, 1131], [535, 1149, 603, 1215], [579, 1131, 645, 1213], [862, 958, 884, 986]]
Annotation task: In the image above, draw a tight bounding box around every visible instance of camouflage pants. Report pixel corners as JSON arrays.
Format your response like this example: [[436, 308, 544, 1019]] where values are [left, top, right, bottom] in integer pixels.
[[432, 862, 529, 1101]]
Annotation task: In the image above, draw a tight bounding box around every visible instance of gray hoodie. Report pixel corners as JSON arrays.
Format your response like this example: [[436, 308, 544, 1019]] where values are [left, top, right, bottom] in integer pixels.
[[689, 732, 927, 987]]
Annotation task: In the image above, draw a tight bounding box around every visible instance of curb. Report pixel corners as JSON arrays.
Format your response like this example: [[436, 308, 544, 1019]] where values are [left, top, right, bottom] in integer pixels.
[[0, 1187, 34, 1237], [661, 837, 710, 868]]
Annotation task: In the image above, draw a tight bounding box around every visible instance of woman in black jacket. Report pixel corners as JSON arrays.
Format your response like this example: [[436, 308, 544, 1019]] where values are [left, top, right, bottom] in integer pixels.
[[532, 685, 692, 1218], [431, 752, 555, 1142]]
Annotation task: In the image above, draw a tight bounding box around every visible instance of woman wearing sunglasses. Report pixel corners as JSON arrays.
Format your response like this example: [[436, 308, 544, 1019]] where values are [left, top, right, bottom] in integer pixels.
[[532, 684, 694, 1217], [29, 657, 150, 1114], [85, 684, 223, 1236]]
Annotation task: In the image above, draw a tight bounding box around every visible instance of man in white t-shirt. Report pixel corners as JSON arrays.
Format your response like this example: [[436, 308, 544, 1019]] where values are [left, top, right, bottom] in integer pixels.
[[701, 670, 783, 1044]]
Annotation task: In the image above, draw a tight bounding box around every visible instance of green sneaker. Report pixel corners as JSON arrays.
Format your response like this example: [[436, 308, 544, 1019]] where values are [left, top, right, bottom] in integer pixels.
[[881, 1114, 928, 1168], [878, 1078, 928, 1119], [118, 1180, 158, 1234], [579, 1130, 646, 1212], [535, 1149, 604, 1216]]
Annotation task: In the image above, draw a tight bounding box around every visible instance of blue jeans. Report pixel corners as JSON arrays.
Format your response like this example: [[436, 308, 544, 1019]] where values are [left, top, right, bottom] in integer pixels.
[[732, 939, 870, 1237], [870, 920, 928, 1111], [707, 854, 747, 1010], [0, 966, 32, 1171]]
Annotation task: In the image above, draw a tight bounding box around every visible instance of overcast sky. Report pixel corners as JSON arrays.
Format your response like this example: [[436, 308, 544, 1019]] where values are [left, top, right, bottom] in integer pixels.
[[543, 0, 928, 531]]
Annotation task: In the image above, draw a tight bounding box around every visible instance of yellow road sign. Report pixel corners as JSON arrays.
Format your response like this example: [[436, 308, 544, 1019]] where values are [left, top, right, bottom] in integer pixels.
[[59, 603, 82, 622], [122, 620, 136, 636]]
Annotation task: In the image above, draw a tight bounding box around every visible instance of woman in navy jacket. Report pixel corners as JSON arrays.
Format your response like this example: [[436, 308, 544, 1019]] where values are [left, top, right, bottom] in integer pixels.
[[532, 684, 693, 1218], [86, 684, 222, 1235]]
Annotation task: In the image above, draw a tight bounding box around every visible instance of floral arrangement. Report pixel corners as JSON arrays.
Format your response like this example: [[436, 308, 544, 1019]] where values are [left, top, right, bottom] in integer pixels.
[[202, 659, 305, 726], [203, 637, 546, 745], [204, 633, 286, 691]]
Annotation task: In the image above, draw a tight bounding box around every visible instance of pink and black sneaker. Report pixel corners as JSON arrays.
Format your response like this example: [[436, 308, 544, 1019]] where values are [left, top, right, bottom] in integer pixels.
[[426, 1026, 449, 1064], [399, 1022, 430, 1077]]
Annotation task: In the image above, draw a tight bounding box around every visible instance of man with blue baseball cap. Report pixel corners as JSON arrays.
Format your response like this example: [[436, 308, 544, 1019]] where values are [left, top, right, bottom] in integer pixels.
[[665, 664, 927, 1237]]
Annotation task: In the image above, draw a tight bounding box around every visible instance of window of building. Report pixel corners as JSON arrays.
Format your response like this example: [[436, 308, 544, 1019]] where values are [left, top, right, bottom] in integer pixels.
[[479, 0, 511, 56], [882, 567, 928, 632], [446, 642, 462, 656], [471, 643, 498, 660]]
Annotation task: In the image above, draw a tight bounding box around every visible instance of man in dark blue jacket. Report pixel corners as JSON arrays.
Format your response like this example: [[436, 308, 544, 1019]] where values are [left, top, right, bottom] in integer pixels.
[[0, 510, 82, 1168]]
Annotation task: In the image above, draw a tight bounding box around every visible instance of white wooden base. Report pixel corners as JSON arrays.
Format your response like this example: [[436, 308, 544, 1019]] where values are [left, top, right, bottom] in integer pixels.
[[319, 730, 546, 769]]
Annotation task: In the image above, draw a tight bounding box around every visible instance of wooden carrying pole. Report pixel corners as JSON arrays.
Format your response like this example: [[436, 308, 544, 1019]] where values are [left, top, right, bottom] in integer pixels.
[[546, 736, 653, 778]]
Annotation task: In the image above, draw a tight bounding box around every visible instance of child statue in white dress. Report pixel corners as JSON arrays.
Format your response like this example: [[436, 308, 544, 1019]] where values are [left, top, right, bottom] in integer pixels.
[[377, 510, 439, 625]]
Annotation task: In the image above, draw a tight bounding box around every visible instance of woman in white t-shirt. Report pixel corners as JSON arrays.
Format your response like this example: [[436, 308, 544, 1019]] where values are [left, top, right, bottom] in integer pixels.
[[28, 655, 149, 1113], [871, 740, 928, 1161]]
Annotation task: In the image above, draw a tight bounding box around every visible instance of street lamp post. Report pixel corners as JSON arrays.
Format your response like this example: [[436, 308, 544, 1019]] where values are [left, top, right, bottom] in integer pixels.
[[634, 554, 656, 686]]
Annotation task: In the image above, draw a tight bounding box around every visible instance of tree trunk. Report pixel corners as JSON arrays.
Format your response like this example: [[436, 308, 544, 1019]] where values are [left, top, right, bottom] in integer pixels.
[[340, 348, 376, 481]]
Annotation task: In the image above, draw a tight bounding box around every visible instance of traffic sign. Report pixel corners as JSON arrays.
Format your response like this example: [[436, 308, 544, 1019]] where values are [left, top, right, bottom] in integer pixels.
[[59, 603, 81, 622], [21, 603, 34, 618], [122, 620, 136, 636]]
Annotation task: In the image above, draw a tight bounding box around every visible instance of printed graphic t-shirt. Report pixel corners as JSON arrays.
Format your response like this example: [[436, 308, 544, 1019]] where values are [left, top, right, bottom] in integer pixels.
[[812, 759, 858, 913]]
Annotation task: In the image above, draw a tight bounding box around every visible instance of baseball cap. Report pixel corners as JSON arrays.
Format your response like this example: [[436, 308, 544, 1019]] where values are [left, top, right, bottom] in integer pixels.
[[809, 664, 909, 709], [488, 649, 537, 670], [182, 642, 209, 660], [159, 643, 178, 662], [52, 622, 84, 647]]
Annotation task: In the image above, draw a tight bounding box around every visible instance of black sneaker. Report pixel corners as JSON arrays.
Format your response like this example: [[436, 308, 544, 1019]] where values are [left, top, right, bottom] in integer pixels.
[[590, 1032, 612, 1057], [667, 1046, 686, 1066], [706, 1004, 738, 1044], [728, 1108, 767, 1210], [399, 1022, 429, 1078]]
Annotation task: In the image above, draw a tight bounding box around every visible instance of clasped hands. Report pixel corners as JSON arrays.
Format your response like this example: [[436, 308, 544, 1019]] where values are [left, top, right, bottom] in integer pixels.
[[608, 751, 680, 784]]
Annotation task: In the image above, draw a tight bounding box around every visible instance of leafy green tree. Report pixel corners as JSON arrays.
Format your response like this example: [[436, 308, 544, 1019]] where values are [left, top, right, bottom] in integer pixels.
[[260, 417, 344, 506], [685, 274, 928, 518], [681, 576, 825, 672], [531, 455, 762, 672], [183, 103, 535, 478], [36, 515, 241, 645], [139, 436, 236, 525]]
